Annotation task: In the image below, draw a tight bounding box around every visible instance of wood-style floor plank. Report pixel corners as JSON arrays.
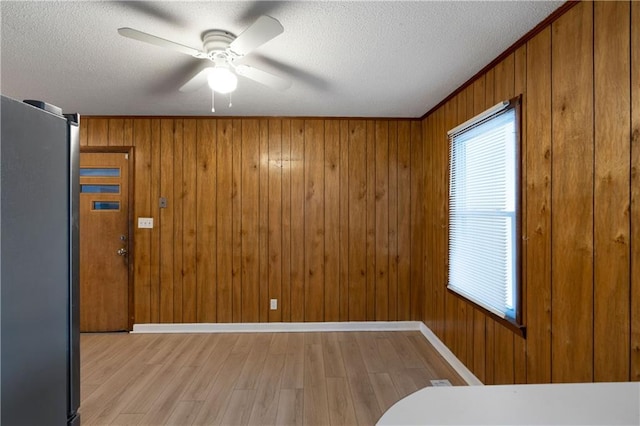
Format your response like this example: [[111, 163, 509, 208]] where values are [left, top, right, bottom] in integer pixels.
[[247, 353, 286, 425], [303, 341, 330, 425], [165, 401, 202, 426], [275, 389, 303, 426], [80, 331, 465, 425], [339, 335, 382, 425], [326, 377, 358, 426]]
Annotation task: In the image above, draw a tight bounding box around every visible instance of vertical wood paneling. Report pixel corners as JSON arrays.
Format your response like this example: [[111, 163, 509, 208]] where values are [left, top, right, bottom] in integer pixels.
[[159, 119, 174, 323], [324, 120, 340, 322], [396, 122, 411, 321], [339, 121, 350, 321], [108, 118, 124, 147], [77, 109, 550, 339], [290, 120, 305, 322], [349, 121, 368, 320], [525, 27, 552, 385], [551, 1, 594, 383], [421, 116, 432, 329], [149, 119, 161, 323], [268, 119, 283, 322], [196, 120, 216, 322], [593, 0, 631, 382], [231, 120, 243, 323], [172, 120, 184, 323], [631, 0, 640, 382], [432, 108, 445, 339], [431, 107, 443, 335], [216, 119, 233, 323], [304, 120, 325, 322], [259, 120, 269, 322], [410, 121, 424, 321], [281, 120, 292, 322], [182, 120, 198, 323], [123, 119, 133, 147], [375, 121, 389, 321], [241, 120, 260, 323], [79, 120, 88, 147], [366, 121, 376, 321], [132, 119, 151, 324], [388, 122, 399, 322], [88, 118, 109, 146]]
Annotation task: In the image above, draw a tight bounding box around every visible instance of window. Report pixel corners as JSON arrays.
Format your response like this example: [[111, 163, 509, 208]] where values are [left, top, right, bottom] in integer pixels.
[[92, 201, 120, 210], [80, 184, 120, 194], [80, 168, 120, 177], [447, 97, 523, 331]]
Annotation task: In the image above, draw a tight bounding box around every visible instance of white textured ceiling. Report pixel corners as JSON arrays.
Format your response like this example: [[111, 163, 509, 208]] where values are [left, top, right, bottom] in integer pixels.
[[1, 1, 563, 117]]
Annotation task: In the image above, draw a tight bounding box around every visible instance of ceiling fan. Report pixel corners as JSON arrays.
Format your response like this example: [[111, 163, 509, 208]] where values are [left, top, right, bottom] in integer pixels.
[[117, 15, 291, 112]]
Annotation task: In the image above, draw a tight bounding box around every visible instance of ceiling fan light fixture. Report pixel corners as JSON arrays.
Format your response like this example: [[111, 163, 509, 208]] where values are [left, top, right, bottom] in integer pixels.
[[208, 66, 238, 94]]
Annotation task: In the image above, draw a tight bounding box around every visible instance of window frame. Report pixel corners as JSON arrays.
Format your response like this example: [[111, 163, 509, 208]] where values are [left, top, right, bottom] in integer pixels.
[[446, 95, 525, 337]]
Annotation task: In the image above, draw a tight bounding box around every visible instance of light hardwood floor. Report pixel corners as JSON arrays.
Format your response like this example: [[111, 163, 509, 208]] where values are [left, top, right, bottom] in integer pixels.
[[80, 331, 465, 425]]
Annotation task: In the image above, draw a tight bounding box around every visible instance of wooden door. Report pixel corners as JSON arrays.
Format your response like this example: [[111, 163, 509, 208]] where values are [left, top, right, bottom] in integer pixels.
[[79, 152, 130, 331]]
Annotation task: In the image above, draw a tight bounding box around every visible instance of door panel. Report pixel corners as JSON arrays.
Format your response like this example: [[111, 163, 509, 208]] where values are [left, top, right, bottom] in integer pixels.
[[80, 152, 129, 331]]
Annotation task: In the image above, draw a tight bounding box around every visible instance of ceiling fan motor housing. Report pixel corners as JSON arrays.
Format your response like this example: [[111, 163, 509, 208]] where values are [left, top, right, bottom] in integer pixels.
[[202, 30, 236, 61]]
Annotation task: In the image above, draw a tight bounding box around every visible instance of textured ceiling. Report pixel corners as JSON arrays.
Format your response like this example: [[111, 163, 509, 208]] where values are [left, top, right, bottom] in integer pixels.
[[1, 1, 563, 117]]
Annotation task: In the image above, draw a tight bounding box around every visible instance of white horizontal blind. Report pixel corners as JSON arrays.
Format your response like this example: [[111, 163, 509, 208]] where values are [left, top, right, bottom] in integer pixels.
[[448, 105, 517, 320]]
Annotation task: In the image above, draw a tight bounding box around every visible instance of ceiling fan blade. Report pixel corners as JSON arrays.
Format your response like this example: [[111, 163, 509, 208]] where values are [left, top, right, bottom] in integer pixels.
[[235, 64, 291, 91], [118, 27, 206, 58], [179, 67, 212, 92], [229, 15, 284, 56]]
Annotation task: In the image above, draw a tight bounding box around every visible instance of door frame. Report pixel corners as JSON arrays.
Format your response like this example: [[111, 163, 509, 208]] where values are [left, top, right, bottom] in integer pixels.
[[80, 146, 135, 330]]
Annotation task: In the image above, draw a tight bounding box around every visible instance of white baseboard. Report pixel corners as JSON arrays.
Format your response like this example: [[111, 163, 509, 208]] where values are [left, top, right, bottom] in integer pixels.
[[132, 321, 421, 334], [418, 322, 484, 386], [132, 320, 483, 386]]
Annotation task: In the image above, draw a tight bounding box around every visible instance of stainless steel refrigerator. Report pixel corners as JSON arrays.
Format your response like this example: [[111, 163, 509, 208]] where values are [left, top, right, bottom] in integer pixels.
[[1, 95, 80, 425]]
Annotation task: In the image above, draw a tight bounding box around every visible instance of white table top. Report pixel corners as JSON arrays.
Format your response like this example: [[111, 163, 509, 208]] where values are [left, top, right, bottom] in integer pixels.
[[377, 382, 640, 425]]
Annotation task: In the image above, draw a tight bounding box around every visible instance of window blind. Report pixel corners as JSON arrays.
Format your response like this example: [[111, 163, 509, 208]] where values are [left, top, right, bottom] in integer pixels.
[[448, 104, 518, 320]]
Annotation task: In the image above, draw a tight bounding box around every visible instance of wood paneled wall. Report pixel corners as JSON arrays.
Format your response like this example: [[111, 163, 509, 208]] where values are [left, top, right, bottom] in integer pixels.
[[422, 1, 640, 384], [80, 118, 425, 324]]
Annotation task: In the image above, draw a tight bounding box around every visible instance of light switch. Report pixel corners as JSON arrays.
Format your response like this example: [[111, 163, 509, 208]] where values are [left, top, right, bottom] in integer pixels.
[[138, 217, 154, 229]]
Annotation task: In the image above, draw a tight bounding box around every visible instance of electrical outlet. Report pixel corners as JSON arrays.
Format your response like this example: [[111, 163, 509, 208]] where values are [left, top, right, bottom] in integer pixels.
[[430, 379, 452, 387], [270, 299, 277, 310], [138, 217, 154, 229]]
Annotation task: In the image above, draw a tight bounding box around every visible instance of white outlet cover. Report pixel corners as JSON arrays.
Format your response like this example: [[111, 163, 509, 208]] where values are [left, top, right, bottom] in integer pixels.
[[270, 299, 277, 310], [138, 217, 154, 229], [430, 379, 452, 387]]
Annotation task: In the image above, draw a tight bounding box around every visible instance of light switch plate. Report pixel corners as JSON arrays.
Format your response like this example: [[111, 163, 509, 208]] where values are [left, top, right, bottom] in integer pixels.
[[138, 217, 154, 229]]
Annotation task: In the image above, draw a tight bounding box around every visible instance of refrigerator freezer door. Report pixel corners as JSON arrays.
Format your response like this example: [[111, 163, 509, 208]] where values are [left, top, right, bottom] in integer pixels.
[[1, 96, 72, 425], [66, 113, 81, 421]]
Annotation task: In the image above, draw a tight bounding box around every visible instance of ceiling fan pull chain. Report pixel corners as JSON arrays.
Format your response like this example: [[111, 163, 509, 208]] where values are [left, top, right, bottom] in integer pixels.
[[229, 92, 233, 108], [211, 90, 215, 113]]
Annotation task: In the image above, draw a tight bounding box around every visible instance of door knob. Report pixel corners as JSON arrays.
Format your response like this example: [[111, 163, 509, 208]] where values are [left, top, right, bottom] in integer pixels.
[[117, 247, 128, 256]]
